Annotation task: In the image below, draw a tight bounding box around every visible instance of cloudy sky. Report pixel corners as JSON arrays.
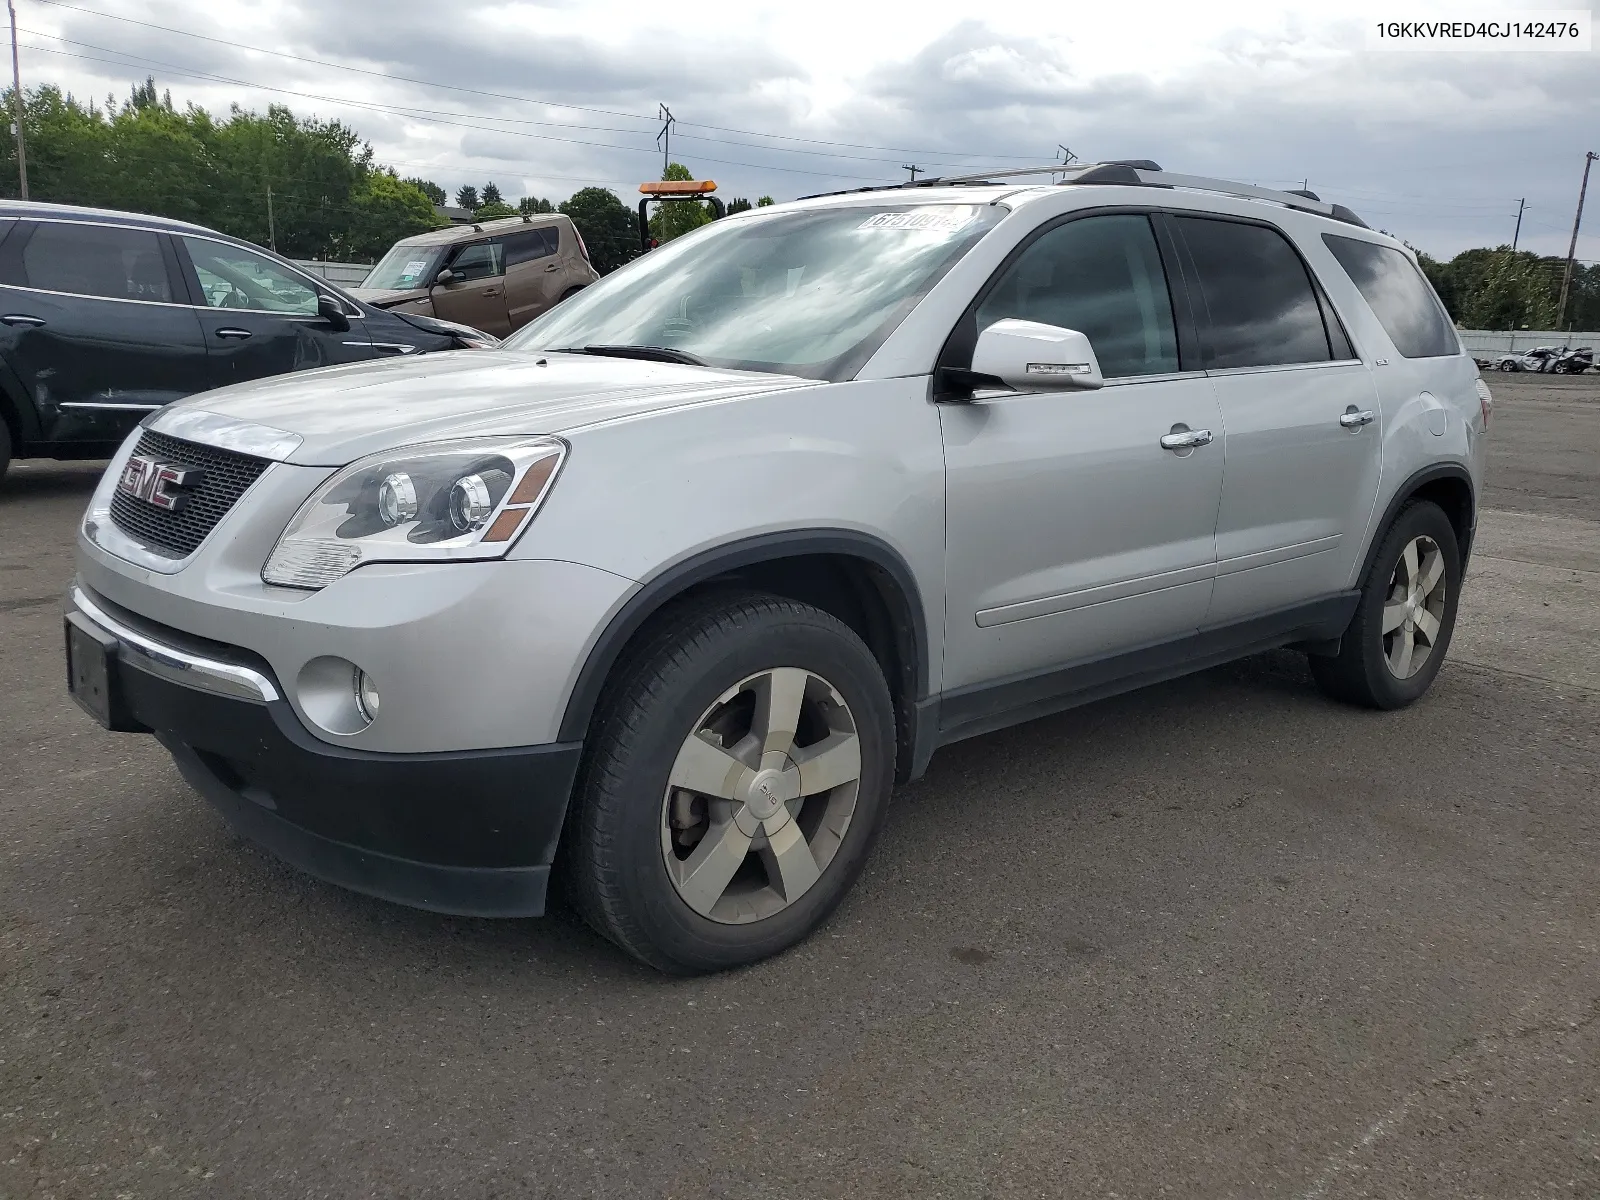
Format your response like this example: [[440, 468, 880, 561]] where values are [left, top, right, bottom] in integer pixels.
[[13, 0, 1599, 261]]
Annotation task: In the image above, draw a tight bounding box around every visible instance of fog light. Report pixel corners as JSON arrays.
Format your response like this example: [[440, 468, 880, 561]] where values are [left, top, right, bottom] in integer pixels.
[[354, 668, 380, 723]]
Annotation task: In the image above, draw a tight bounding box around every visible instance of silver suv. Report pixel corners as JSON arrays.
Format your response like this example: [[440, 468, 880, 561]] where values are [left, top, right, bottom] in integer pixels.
[[65, 162, 1489, 974]]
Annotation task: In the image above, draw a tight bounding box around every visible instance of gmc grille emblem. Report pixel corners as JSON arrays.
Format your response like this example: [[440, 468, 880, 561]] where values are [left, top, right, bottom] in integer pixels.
[[117, 454, 205, 513]]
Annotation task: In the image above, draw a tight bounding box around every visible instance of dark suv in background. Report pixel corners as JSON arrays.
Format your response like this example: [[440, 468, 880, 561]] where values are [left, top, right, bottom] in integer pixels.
[[0, 201, 497, 482]]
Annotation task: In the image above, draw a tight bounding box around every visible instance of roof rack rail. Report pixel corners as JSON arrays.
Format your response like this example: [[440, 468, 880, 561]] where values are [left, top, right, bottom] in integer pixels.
[[798, 163, 1369, 228]]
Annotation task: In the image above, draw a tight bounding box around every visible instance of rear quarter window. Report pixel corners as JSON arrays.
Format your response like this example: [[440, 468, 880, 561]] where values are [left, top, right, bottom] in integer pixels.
[[1322, 234, 1459, 359]]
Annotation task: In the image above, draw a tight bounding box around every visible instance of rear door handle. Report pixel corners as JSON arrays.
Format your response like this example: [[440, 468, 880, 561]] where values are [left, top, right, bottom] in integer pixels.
[[543, 262, 561, 272], [1160, 428, 1214, 450], [214, 327, 253, 340], [1, 313, 45, 327], [1339, 408, 1375, 428]]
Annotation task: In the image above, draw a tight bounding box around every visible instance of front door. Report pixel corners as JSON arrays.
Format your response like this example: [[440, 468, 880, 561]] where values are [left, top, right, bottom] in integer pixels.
[[0, 219, 209, 444], [501, 225, 565, 329], [176, 236, 376, 391], [1168, 215, 1384, 625], [940, 212, 1225, 695], [431, 238, 510, 336]]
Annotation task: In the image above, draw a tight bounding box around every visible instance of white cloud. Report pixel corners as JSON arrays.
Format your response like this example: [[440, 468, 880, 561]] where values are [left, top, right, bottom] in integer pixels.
[[13, 0, 1599, 258]]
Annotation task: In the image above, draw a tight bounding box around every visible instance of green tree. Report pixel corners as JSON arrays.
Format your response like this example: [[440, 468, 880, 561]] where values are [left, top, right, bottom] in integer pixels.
[[725, 197, 752, 214], [404, 177, 447, 205], [558, 186, 638, 274], [455, 184, 479, 210], [340, 170, 445, 260], [481, 181, 503, 206], [518, 195, 554, 215], [757, 196, 775, 206], [472, 201, 517, 220], [647, 162, 713, 244]]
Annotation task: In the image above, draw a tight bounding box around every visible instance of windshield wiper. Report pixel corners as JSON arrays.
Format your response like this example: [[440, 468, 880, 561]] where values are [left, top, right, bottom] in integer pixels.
[[564, 344, 708, 367]]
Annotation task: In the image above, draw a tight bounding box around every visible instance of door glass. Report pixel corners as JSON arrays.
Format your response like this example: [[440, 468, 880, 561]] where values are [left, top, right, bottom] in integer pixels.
[[181, 237, 320, 314], [974, 214, 1179, 378], [21, 223, 173, 302], [504, 228, 559, 266], [1322, 234, 1459, 359], [1175, 217, 1333, 369], [447, 240, 505, 281]]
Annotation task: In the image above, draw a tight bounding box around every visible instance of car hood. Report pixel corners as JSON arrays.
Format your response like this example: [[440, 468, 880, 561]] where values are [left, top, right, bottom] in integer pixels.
[[350, 286, 428, 307], [146, 349, 814, 466]]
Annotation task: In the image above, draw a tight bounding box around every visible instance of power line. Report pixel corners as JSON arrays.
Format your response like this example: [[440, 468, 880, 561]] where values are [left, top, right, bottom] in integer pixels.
[[20, 43, 908, 185], [26, 0, 1043, 162]]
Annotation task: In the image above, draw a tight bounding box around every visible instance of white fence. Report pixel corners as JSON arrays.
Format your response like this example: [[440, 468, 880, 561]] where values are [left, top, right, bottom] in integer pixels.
[[1458, 328, 1599, 354], [292, 260, 373, 287]]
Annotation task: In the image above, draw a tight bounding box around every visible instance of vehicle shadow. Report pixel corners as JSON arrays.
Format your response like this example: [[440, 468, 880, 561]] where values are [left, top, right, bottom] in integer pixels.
[[0, 460, 108, 502]]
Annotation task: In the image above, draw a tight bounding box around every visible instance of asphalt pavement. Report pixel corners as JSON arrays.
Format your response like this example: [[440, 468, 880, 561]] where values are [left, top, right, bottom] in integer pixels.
[[2, 373, 1598, 1199]]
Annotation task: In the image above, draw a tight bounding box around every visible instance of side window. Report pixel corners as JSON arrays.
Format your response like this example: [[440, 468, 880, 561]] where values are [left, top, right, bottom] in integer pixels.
[[20, 222, 174, 302], [1174, 217, 1333, 369], [504, 228, 559, 267], [447, 240, 505, 281], [974, 213, 1179, 379], [1322, 234, 1459, 359], [180, 237, 319, 314]]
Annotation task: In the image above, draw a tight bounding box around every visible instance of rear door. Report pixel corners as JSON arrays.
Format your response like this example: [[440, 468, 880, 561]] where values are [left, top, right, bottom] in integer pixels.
[[0, 218, 208, 443], [1169, 214, 1382, 625], [501, 226, 564, 329], [430, 238, 510, 335], [175, 235, 376, 391]]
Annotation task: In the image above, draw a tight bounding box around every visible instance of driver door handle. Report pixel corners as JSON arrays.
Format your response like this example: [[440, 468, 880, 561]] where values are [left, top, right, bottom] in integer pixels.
[[1339, 409, 1376, 428], [482, 286, 503, 297], [1, 313, 45, 327], [214, 327, 253, 340], [1160, 428, 1213, 450]]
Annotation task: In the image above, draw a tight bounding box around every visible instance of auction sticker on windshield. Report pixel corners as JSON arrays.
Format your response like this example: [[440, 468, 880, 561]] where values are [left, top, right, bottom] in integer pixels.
[[859, 207, 981, 232], [399, 259, 430, 282]]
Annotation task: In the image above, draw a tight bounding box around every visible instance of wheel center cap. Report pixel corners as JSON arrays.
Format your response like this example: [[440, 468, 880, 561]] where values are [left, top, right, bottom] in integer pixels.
[[744, 769, 790, 821]]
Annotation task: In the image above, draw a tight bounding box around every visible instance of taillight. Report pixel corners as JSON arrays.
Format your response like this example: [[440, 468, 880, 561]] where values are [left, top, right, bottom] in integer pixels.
[[574, 227, 590, 262], [1475, 377, 1493, 431]]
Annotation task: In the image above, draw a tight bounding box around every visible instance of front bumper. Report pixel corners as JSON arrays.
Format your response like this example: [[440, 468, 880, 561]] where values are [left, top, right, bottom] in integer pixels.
[[68, 587, 582, 917]]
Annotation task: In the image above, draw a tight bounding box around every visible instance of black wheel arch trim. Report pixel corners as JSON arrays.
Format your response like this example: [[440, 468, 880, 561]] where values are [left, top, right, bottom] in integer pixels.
[[1359, 462, 1476, 585], [556, 529, 930, 744]]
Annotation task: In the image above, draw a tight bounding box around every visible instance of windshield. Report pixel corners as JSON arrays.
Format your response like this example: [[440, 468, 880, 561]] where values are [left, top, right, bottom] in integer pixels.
[[503, 203, 1004, 379], [362, 244, 447, 291]]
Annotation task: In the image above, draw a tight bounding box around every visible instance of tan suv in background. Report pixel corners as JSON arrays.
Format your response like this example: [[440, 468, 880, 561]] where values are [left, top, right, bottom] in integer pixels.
[[352, 214, 599, 337]]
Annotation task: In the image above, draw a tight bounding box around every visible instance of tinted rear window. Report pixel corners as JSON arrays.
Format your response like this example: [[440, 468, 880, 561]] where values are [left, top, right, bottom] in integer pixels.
[[19, 222, 172, 302], [505, 227, 559, 266], [1175, 217, 1332, 369], [1323, 234, 1459, 359]]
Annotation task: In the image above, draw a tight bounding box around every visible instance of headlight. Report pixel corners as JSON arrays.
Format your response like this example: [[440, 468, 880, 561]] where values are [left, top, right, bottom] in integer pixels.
[[262, 437, 565, 589]]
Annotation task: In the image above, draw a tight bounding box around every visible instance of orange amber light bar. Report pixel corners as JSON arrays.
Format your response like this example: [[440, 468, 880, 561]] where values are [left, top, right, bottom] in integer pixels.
[[640, 180, 717, 195]]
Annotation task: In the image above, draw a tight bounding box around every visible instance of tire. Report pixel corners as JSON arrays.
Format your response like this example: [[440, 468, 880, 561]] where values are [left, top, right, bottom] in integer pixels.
[[562, 591, 896, 974], [557, 286, 584, 303], [1497, 360, 1517, 372], [1309, 500, 1462, 710]]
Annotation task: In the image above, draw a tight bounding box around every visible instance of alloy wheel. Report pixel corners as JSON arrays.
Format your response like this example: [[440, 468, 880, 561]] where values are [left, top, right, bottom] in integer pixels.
[[661, 667, 862, 924], [1381, 534, 1448, 680]]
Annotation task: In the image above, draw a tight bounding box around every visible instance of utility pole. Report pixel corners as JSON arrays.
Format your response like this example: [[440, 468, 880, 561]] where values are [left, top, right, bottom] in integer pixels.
[[902, 164, 921, 182], [1556, 151, 1597, 331], [266, 183, 276, 252], [8, 0, 26, 200], [1512, 197, 1525, 250], [656, 104, 675, 176]]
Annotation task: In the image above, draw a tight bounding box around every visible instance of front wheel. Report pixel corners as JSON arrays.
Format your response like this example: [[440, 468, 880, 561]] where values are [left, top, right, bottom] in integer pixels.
[[1309, 500, 1462, 709], [563, 592, 895, 973], [1497, 360, 1518, 372]]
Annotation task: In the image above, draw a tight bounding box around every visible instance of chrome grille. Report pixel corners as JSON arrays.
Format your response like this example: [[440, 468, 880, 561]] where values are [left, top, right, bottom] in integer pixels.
[[108, 430, 272, 558]]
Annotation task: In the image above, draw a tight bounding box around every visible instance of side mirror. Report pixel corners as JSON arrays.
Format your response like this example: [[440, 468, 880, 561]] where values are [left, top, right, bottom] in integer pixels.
[[316, 293, 350, 332], [970, 319, 1104, 390], [434, 267, 456, 287]]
